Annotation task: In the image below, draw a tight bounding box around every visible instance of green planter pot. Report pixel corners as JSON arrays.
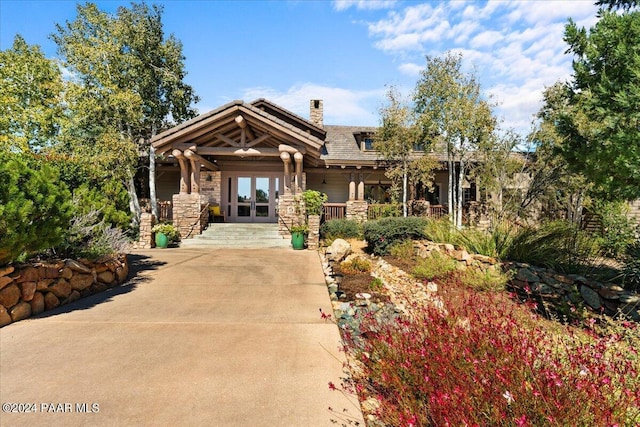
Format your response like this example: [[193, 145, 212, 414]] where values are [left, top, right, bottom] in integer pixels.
[[155, 232, 169, 249], [291, 232, 305, 250]]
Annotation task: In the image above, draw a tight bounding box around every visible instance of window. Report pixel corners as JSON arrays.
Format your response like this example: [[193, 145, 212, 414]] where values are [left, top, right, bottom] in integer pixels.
[[463, 183, 477, 204], [363, 138, 375, 151], [413, 142, 426, 151], [426, 184, 441, 205]]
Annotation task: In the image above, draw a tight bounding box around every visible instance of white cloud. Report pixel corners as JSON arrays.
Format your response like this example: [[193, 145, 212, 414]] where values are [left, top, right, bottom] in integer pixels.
[[241, 83, 386, 126], [398, 62, 422, 76], [469, 30, 503, 49], [333, 0, 397, 12]]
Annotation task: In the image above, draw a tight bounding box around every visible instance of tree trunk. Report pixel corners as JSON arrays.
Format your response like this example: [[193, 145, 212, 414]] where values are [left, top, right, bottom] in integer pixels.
[[126, 171, 141, 229], [448, 154, 454, 224], [456, 160, 464, 229], [403, 160, 408, 217], [149, 145, 158, 219]]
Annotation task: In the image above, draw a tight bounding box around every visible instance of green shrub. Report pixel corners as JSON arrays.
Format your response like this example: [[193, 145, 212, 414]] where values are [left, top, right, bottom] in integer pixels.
[[151, 222, 180, 242], [389, 239, 415, 260], [320, 219, 361, 240], [340, 257, 372, 274], [454, 222, 517, 259], [72, 182, 131, 230], [368, 203, 402, 219], [363, 217, 428, 255], [589, 200, 637, 258], [301, 189, 327, 216], [370, 277, 384, 292], [412, 251, 457, 280], [0, 152, 73, 264], [423, 218, 457, 244], [460, 267, 510, 292]]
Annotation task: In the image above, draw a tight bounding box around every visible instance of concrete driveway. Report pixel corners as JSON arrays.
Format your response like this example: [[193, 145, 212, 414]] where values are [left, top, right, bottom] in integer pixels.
[[0, 248, 363, 427]]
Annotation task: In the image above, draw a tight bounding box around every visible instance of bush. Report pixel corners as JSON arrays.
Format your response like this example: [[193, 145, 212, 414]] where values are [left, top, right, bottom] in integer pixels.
[[55, 208, 130, 259], [389, 239, 415, 260], [459, 267, 510, 292], [301, 189, 327, 216], [423, 218, 457, 244], [455, 222, 517, 259], [412, 251, 457, 280], [0, 152, 73, 264], [320, 219, 361, 241], [589, 200, 637, 258], [363, 217, 428, 255], [72, 182, 131, 230], [340, 257, 372, 275]]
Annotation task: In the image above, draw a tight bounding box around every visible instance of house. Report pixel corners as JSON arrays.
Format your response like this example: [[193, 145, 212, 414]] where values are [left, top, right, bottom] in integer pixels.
[[150, 98, 480, 239]]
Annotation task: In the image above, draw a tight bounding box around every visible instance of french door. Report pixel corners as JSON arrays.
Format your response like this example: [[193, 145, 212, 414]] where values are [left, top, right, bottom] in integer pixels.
[[225, 173, 281, 223]]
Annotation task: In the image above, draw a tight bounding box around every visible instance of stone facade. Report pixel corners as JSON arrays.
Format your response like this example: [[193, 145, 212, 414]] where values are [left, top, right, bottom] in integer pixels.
[[136, 213, 156, 249], [200, 171, 222, 206], [0, 255, 129, 328], [307, 214, 321, 250], [346, 200, 368, 222], [172, 193, 209, 239]]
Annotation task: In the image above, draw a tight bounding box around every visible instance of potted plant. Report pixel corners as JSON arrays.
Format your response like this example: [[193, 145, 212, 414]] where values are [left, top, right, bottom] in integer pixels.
[[152, 222, 179, 248], [301, 190, 328, 216], [290, 223, 309, 250]]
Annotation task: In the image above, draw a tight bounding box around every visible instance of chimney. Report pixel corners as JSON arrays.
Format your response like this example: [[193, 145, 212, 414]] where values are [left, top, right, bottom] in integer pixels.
[[310, 99, 323, 128]]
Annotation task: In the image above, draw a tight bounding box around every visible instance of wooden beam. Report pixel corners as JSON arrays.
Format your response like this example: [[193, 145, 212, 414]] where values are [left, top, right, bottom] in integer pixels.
[[215, 133, 240, 147], [245, 133, 270, 148], [184, 149, 219, 171], [197, 146, 282, 157], [235, 115, 255, 140], [278, 144, 307, 155]]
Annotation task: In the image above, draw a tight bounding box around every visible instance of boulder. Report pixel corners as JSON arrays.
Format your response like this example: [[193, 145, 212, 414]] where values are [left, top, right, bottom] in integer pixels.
[[30, 292, 45, 315], [97, 270, 114, 284], [0, 275, 13, 290], [115, 263, 128, 283], [65, 259, 91, 274], [580, 285, 602, 310], [19, 281, 36, 301], [49, 279, 72, 299], [516, 268, 540, 283], [60, 267, 73, 280], [0, 284, 21, 308], [44, 292, 60, 310], [326, 239, 352, 262], [0, 305, 12, 327], [36, 279, 54, 291], [16, 266, 39, 283], [0, 265, 15, 277], [9, 302, 31, 322], [70, 273, 93, 291]]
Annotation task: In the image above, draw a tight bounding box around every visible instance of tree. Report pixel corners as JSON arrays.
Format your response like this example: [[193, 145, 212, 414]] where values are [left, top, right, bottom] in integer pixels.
[[413, 53, 496, 228], [52, 2, 199, 224], [0, 151, 73, 265], [557, 5, 640, 201], [0, 35, 65, 153], [376, 86, 436, 217]]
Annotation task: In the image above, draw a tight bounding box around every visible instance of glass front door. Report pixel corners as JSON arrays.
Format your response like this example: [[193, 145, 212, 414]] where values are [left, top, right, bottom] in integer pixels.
[[229, 174, 280, 222]]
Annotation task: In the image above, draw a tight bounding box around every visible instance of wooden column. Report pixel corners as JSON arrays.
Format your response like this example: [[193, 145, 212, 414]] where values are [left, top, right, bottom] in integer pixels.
[[172, 149, 190, 194], [357, 172, 365, 201], [349, 172, 356, 201], [294, 152, 303, 193], [184, 149, 201, 194], [280, 152, 292, 195]]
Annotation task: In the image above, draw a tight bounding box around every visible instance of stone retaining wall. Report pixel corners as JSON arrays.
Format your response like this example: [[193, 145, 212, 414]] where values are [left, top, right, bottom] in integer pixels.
[[0, 255, 129, 328], [413, 240, 640, 321]]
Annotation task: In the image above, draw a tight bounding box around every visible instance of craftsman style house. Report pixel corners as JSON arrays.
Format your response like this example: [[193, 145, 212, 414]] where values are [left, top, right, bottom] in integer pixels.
[[150, 98, 474, 238]]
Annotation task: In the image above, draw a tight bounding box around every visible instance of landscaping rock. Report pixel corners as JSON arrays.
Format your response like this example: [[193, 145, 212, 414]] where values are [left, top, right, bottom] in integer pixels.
[[0, 305, 11, 326], [97, 270, 115, 284], [30, 292, 45, 315], [44, 292, 60, 310], [19, 281, 36, 301], [516, 268, 540, 283], [115, 264, 128, 283], [326, 239, 352, 262], [60, 267, 73, 280], [0, 284, 21, 308], [36, 279, 54, 291], [0, 275, 13, 290], [9, 302, 31, 322], [0, 266, 15, 277], [16, 266, 38, 283], [49, 279, 72, 299], [65, 259, 92, 274], [580, 285, 602, 310], [70, 273, 93, 291]]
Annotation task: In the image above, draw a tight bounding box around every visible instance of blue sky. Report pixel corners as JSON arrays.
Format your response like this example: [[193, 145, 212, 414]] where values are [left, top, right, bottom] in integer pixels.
[[0, 0, 600, 134]]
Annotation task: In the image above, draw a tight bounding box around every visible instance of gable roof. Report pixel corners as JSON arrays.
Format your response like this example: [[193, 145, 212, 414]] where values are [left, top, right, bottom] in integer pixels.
[[151, 100, 326, 166]]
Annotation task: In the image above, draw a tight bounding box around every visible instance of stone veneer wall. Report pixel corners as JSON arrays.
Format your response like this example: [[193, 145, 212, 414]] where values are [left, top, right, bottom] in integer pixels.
[[136, 212, 156, 249], [0, 255, 129, 328], [172, 193, 209, 239], [307, 215, 321, 250], [346, 200, 368, 222], [200, 171, 222, 205], [277, 194, 304, 237]]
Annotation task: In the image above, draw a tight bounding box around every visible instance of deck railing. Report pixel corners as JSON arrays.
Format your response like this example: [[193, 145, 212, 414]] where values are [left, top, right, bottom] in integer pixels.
[[158, 200, 173, 222], [322, 203, 347, 221], [429, 205, 448, 220]]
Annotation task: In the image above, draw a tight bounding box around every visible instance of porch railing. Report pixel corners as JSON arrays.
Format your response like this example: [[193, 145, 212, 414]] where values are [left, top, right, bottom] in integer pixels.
[[429, 205, 448, 220], [322, 203, 347, 221], [158, 200, 173, 222]]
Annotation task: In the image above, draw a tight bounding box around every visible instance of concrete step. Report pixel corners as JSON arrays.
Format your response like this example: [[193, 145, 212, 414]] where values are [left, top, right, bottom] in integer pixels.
[[181, 223, 291, 248]]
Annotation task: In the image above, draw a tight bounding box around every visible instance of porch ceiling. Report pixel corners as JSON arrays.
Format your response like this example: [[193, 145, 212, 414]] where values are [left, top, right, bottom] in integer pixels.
[[151, 100, 325, 167]]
